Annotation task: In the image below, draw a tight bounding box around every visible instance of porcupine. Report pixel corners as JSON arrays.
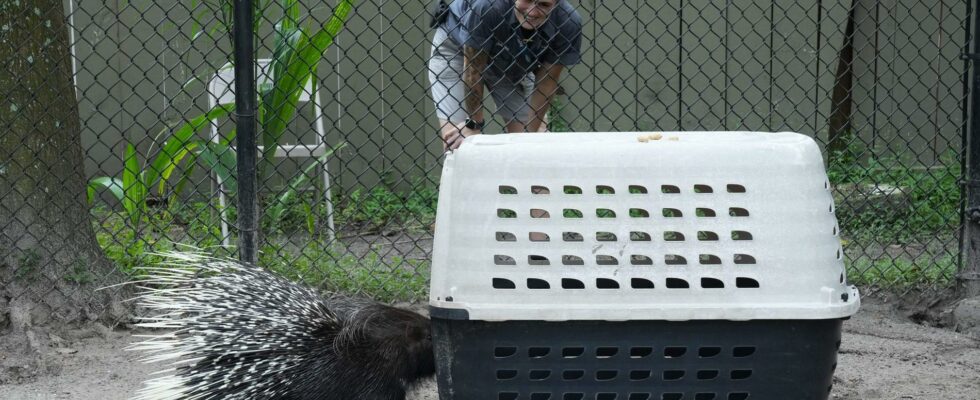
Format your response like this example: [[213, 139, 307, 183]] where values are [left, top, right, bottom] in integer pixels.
[[128, 251, 435, 400]]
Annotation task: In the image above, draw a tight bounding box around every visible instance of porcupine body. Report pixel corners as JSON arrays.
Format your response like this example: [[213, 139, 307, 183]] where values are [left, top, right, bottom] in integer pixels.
[[130, 252, 435, 400]]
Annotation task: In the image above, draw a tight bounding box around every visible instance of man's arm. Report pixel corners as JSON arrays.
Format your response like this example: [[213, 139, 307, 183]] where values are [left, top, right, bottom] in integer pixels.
[[462, 45, 489, 126], [526, 63, 564, 132]]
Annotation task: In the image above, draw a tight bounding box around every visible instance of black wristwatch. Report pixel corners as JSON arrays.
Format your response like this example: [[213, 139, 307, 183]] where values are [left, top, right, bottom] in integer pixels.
[[464, 118, 485, 130]]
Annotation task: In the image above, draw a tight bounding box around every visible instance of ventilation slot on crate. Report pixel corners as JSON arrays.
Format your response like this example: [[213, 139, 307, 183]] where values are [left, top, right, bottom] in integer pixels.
[[563, 256, 585, 266], [729, 207, 750, 217], [701, 278, 724, 289], [700, 254, 722, 265], [562, 370, 584, 380], [730, 370, 753, 380], [731, 231, 753, 241], [698, 231, 720, 241], [631, 278, 655, 289], [493, 278, 516, 289], [562, 347, 585, 358], [631, 231, 651, 241], [631, 255, 653, 265], [597, 232, 617, 241], [496, 370, 517, 380], [562, 279, 585, 289], [736, 277, 760, 288], [733, 346, 756, 357], [664, 347, 687, 358], [494, 347, 517, 358], [597, 208, 616, 218], [699, 347, 721, 358], [494, 255, 516, 265], [529, 370, 551, 380], [697, 370, 719, 380], [597, 255, 619, 265], [596, 370, 617, 381], [630, 370, 652, 381], [531, 209, 550, 218], [697, 208, 717, 217], [497, 209, 517, 218], [529, 255, 550, 266], [630, 347, 653, 358], [727, 184, 746, 193], [666, 278, 690, 289], [596, 347, 618, 358], [694, 184, 714, 193], [528, 279, 550, 289], [496, 232, 516, 242], [597, 278, 620, 289], [663, 370, 685, 381], [665, 255, 687, 265], [529, 232, 550, 242]]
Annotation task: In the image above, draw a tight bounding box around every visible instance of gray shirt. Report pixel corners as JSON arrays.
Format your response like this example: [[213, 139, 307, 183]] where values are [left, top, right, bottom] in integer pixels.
[[443, 0, 582, 81]]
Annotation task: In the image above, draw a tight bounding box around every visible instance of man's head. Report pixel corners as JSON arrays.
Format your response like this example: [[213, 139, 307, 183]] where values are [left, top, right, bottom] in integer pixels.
[[515, 0, 559, 30]]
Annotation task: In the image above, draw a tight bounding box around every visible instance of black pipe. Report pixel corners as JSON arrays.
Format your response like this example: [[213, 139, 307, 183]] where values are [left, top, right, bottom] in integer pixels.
[[233, 0, 259, 265], [961, 0, 980, 297]]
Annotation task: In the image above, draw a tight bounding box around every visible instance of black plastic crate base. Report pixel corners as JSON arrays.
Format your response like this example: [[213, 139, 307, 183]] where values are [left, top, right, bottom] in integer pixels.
[[432, 315, 843, 400]]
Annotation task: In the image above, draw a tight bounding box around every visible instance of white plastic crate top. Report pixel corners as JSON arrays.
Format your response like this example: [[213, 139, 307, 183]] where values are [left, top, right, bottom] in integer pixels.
[[430, 131, 860, 321]]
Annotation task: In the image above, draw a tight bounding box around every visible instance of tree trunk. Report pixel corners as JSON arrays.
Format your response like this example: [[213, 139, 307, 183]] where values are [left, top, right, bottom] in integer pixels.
[[827, 0, 857, 155], [0, 0, 129, 383]]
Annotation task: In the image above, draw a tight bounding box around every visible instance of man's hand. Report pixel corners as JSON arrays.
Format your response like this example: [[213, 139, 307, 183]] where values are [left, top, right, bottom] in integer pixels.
[[442, 123, 482, 151]]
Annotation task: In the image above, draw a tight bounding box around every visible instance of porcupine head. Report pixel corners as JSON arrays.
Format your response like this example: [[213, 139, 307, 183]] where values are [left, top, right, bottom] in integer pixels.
[[128, 251, 435, 400]]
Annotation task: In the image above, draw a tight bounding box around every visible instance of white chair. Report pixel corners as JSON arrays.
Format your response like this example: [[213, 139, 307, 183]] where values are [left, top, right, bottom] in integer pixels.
[[207, 59, 336, 245]]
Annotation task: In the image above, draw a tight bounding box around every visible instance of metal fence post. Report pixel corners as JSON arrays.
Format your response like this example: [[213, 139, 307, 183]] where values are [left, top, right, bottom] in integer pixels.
[[233, 0, 259, 265], [962, 0, 980, 298]]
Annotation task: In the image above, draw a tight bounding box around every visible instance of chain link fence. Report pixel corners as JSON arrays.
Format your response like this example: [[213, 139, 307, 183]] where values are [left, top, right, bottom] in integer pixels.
[[2, 0, 973, 317]]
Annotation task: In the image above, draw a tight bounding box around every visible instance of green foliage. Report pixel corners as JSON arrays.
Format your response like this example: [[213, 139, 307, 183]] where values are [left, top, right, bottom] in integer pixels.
[[546, 96, 570, 132], [827, 144, 961, 242], [336, 183, 438, 231], [92, 190, 433, 302], [266, 142, 348, 226], [847, 255, 957, 289], [259, 0, 355, 177], [260, 244, 430, 303], [65, 259, 95, 285], [14, 249, 40, 281], [87, 105, 235, 225]]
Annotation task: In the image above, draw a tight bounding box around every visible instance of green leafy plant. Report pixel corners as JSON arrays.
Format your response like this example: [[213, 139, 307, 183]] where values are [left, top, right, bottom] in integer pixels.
[[87, 105, 236, 225], [259, 0, 355, 177]]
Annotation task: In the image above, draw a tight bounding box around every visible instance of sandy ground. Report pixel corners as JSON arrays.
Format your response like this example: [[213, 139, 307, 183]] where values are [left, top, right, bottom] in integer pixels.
[[0, 296, 977, 400]]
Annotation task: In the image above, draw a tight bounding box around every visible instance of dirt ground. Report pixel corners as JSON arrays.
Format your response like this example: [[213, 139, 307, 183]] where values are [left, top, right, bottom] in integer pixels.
[[0, 295, 977, 400]]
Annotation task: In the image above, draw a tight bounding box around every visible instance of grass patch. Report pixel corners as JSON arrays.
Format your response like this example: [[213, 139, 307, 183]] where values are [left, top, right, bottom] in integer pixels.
[[846, 255, 957, 289], [828, 147, 961, 243], [91, 191, 432, 302]]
